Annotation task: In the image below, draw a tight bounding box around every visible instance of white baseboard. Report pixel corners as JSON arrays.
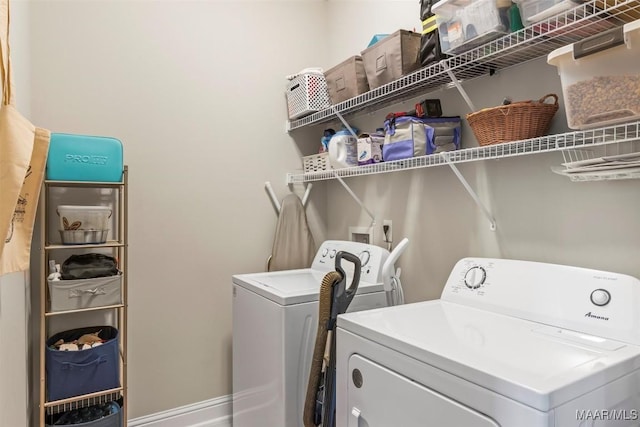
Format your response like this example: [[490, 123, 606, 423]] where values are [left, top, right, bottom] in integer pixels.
[[128, 395, 231, 427]]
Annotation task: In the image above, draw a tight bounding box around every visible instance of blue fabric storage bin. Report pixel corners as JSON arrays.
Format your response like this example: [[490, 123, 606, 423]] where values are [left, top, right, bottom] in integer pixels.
[[47, 133, 123, 182], [46, 401, 122, 426], [46, 326, 120, 401]]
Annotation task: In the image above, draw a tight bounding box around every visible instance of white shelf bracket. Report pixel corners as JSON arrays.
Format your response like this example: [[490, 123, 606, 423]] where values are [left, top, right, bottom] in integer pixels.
[[331, 106, 359, 139], [445, 157, 497, 231], [301, 183, 313, 207], [441, 60, 477, 113], [334, 173, 376, 227], [266, 181, 313, 215], [265, 181, 281, 214]]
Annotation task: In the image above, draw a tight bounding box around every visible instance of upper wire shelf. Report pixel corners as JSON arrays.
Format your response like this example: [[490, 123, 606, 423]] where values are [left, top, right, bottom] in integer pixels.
[[287, 121, 640, 183], [287, 0, 640, 131]]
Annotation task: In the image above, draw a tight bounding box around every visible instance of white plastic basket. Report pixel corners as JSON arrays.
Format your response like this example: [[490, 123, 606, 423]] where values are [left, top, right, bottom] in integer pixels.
[[303, 152, 330, 173], [286, 72, 331, 120]]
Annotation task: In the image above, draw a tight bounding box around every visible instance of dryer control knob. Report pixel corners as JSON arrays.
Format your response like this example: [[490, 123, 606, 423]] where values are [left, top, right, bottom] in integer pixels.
[[590, 289, 611, 306], [322, 248, 329, 257], [464, 266, 486, 289], [329, 249, 337, 258]]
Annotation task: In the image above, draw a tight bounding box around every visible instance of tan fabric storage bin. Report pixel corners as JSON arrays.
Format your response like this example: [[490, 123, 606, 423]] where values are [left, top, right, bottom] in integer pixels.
[[48, 274, 122, 312], [324, 56, 370, 104], [361, 30, 422, 89]]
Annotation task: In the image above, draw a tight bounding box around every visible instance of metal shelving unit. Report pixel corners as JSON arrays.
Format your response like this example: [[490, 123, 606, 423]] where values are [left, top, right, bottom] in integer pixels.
[[286, 0, 640, 131], [37, 167, 128, 425]]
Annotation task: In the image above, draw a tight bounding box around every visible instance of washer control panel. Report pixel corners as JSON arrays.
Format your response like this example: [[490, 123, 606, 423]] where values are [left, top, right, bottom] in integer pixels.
[[311, 240, 390, 284], [441, 257, 640, 346]]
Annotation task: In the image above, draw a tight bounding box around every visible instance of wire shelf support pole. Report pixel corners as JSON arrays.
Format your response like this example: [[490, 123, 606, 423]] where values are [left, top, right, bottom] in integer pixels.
[[445, 158, 497, 231], [334, 173, 376, 227]]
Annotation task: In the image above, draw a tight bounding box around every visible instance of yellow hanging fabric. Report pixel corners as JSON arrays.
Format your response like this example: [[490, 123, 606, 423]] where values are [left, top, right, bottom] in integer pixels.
[[0, 0, 50, 275]]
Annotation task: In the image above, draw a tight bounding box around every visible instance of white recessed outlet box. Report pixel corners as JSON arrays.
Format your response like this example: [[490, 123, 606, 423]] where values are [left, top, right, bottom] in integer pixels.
[[349, 226, 374, 244]]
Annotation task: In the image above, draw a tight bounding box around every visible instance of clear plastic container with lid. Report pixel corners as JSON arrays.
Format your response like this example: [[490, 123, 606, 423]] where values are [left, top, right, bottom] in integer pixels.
[[513, 0, 579, 25], [547, 20, 640, 130], [432, 0, 513, 54]]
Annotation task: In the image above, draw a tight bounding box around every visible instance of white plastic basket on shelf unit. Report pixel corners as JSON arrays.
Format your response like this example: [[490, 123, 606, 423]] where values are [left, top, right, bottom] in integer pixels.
[[303, 152, 330, 173], [286, 69, 331, 120]]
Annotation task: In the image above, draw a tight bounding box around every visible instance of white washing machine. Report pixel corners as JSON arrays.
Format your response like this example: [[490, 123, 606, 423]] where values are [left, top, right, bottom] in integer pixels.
[[336, 258, 640, 427], [232, 240, 401, 427]]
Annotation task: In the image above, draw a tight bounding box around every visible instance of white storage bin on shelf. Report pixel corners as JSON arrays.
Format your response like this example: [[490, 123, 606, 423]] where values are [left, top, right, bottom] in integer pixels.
[[513, 0, 579, 24], [547, 19, 640, 129], [57, 205, 111, 244], [432, 0, 512, 54], [286, 71, 331, 120], [48, 274, 123, 312]]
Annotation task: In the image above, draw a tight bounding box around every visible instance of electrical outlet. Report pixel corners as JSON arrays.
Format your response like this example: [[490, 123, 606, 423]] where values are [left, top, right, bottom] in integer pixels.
[[383, 220, 392, 243]]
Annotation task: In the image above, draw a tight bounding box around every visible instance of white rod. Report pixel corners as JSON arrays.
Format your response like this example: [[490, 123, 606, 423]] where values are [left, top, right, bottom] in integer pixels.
[[301, 183, 313, 207], [331, 106, 359, 139], [334, 173, 376, 225], [264, 181, 281, 214], [441, 60, 477, 113], [446, 161, 497, 231]]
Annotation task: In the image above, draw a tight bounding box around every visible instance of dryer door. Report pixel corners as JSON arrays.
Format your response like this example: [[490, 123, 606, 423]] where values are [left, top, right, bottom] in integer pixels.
[[347, 354, 500, 427]]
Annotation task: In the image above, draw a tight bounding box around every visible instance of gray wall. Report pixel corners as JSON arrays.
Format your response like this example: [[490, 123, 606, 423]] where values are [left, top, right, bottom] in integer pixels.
[[314, 57, 640, 303], [24, 0, 328, 419]]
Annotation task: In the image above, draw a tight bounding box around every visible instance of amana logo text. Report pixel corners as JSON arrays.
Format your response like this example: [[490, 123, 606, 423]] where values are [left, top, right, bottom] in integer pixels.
[[65, 154, 108, 165], [584, 312, 609, 321]]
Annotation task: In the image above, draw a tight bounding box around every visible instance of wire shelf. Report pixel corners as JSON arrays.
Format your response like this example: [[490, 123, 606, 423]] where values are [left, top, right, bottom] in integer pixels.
[[286, 0, 640, 131], [287, 121, 640, 183]]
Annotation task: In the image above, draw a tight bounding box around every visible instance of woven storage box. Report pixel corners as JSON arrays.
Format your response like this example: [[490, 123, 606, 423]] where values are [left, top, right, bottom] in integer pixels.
[[46, 326, 120, 401], [286, 72, 331, 120], [48, 274, 122, 312], [324, 56, 370, 104], [303, 152, 330, 173], [467, 94, 559, 146], [361, 30, 422, 89]]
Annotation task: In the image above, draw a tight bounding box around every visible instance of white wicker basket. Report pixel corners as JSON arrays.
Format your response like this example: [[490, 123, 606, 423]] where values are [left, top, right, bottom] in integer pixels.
[[286, 72, 331, 120], [303, 152, 330, 173]]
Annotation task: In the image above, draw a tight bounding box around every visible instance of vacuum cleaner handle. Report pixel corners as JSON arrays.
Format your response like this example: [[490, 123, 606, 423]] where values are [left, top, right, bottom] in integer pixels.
[[335, 251, 361, 296]]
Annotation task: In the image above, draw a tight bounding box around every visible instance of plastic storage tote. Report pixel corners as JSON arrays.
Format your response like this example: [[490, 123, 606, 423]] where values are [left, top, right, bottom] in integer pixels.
[[46, 401, 122, 427], [47, 133, 123, 182], [547, 20, 640, 129], [46, 326, 120, 401], [432, 0, 512, 54], [360, 30, 422, 89], [48, 274, 122, 312], [513, 0, 579, 24], [286, 71, 331, 120], [324, 56, 370, 104]]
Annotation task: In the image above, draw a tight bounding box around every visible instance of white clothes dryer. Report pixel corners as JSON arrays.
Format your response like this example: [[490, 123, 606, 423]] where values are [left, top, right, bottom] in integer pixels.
[[336, 258, 640, 427], [232, 240, 402, 427]]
